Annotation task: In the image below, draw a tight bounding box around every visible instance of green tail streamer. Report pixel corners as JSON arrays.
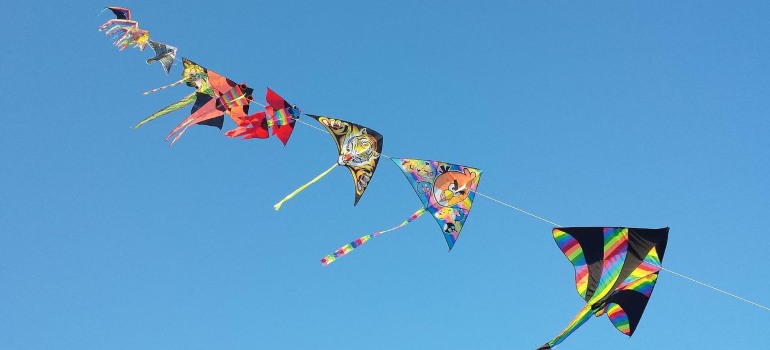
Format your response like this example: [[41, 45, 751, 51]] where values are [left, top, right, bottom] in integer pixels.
[[274, 163, 339, 211], [133, 92, 196, 129]]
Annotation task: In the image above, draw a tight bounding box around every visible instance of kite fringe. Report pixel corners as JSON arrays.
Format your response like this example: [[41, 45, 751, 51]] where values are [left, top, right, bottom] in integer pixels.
[[274, 163, 338, 211], [321, 208, 426, 265]]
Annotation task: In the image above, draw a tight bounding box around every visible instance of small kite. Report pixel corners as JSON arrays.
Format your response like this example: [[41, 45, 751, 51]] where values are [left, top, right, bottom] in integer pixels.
[[165, 70, 255, 145], [134, 58, 215, 129], [225, 88, 301, 145], [98, 6, 150, 51], [273, 116, 383, 210], [537, 227, 669, 349], [146, 40, 178, 74], [320, 158, 482, 265]]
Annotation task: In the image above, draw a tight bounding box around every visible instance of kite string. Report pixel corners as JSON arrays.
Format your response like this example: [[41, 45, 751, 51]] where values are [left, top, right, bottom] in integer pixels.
[[473, 191, 562, 227], [659, 267, 770, 312], [295, 118, 330, 134], [471, 191, 770, 313]]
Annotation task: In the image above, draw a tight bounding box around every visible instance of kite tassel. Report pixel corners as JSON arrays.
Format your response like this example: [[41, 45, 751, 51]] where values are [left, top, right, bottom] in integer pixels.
[[320, 208, 426, 265], [274, 163, 339, 211], [142, 79, 185, 95]]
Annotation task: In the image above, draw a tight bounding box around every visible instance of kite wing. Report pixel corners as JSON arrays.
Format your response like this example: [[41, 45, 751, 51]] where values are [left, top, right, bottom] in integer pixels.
[[266, 88, 300, 145], [224, 112, 270, 139], [105, 6, 131, 20], [308, 115, 384, 205], [539, 227, 669, 349], [190, 93, 224, 128], [134, 92, 196, 129], [146, 40, 178, 74], [392, 158, 482, 250], [206, 70, 254, 125]]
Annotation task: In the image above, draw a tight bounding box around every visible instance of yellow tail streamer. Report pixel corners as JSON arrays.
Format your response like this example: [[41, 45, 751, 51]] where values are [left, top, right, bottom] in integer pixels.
[[274, 163, 339, 210]]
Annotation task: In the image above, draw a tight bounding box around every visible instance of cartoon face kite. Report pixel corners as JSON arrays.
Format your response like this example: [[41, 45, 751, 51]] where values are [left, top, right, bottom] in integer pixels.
[[273, 116, 383, 210], [394, 158, 482, 250], [309, 115, 383, 205], [320, 158, 482, 266]]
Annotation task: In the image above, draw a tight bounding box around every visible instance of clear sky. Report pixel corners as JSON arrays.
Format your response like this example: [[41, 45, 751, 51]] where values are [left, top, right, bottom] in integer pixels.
[[1, 1, 769, 349]]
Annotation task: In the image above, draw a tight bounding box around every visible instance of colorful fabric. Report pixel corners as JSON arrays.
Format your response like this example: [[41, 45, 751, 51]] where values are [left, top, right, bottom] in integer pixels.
[[392, 158, 482, 250], [266, 88, 300, 145], [219, 84, 249, 109], [135, 59, 217, 129], [536, 304, 593, 350], [225, 88, 300, 144], [99, 8, 149, 51], [268, 108, 292, 126], [103, 22, 150, 51], [224, 112, 269, 139], [538, 227, 669, 349], [321, 208, 426, 266], [164, 68, 254, 145], [307, 115, 384, 206]]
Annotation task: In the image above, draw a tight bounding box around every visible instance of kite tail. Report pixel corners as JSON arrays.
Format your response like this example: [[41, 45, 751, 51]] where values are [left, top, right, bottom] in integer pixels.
[[320, 208, 426, 266], [274, 163, 338, 211], [143, 79, 185, 95], [133, 92, 196, 129], [537, 303, 594, 349]]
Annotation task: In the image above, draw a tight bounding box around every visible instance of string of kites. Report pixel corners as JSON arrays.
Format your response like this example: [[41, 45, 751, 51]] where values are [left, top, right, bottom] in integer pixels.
[[100, 7, 675, 349]]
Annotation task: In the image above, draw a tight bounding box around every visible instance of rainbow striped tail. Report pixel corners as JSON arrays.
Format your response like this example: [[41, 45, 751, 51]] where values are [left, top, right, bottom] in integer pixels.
[[143, 79, 185, 95], [320, 208, 426, 266]]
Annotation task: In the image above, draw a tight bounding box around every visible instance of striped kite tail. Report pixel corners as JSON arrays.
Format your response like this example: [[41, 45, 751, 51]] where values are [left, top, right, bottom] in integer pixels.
[[320, 208, 426, 266], [143, 79, 185, 95]]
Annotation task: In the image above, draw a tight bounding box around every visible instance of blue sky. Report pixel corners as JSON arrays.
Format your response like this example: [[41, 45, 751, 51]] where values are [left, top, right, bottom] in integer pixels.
[[1, 1, 768, 349]]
